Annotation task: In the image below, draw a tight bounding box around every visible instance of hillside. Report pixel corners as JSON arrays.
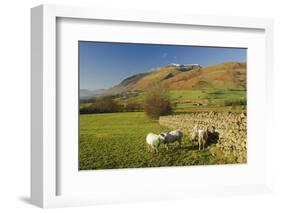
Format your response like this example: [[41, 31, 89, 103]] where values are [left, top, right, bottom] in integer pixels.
[[102, 62, 246, 96]]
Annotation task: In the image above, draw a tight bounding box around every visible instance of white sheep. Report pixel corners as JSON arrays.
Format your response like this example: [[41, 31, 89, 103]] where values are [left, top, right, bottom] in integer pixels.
[[160, 129, 183, 150], [191, 125, 199, 146], [191, 125, 208, 151], [146, 133, 165, 153], [198, 128, 208, 151]]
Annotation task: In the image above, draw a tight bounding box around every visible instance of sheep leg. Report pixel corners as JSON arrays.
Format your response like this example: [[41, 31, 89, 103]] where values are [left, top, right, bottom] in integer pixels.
[[178, 140, 182, 148], [165, 144, 169, 150], [147, 144, 152, 152], [191, 139, 195, 146], [155, 147, 159, 154], [147, 144, 150, 152]]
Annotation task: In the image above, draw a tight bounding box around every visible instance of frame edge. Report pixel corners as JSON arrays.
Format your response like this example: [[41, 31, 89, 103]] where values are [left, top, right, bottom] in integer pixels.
[[31, 5, 44, 208]]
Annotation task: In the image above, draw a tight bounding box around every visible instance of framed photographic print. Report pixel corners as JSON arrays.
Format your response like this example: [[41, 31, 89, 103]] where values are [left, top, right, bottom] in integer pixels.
[[31, 4, 274, 208]]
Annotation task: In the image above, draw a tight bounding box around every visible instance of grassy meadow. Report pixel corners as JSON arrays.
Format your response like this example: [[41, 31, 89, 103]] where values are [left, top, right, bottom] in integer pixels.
[[79, 112, 218, 170], [79, 88, 247, 170]]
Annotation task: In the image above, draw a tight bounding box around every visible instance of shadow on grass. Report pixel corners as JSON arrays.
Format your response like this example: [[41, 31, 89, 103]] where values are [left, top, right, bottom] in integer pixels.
[[158, 143, 199, 155]]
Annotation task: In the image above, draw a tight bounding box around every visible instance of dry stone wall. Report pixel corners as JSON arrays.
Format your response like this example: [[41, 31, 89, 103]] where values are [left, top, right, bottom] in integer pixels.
[[159, 112, 247, 163]]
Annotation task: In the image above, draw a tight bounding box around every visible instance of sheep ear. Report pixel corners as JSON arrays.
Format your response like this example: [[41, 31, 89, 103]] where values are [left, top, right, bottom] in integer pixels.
[[160, 133, 166, 137]]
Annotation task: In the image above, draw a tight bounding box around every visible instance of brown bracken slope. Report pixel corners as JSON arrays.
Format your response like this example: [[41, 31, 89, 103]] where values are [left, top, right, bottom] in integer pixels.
[[104, 62, 246, 95]]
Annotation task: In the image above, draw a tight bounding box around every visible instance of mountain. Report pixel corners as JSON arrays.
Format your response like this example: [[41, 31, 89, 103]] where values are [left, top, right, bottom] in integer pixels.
[[80, 89, 93, 99], [80, 89, 107, 99], [102, 62, 246, 95]]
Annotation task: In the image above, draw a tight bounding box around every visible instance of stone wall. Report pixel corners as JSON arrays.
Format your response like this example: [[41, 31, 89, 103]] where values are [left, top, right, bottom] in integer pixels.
[[159, 112, 247, 163]]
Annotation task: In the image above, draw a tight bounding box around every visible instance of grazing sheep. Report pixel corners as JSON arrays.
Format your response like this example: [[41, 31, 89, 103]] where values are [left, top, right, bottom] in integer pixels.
[[160, 129, 183, 150], [190, 125, 208, 150], [191, 125, 199, 146], [198, 128, 208, 151], [146, 133, 165, 153]]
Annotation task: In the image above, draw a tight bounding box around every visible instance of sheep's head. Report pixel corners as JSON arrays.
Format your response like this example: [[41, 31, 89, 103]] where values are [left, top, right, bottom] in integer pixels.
[[159, 132, 167, 141]]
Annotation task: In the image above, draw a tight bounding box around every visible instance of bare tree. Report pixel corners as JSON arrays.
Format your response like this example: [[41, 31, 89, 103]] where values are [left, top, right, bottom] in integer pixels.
[[144, 84, 172, 119]]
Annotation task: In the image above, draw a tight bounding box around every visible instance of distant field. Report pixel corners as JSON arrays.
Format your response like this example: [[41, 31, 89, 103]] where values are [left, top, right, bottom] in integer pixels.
[[80, 89, 246, 114], [170, 89, 246, 100], [110, 89, 246, 112], [79, 112, 219, 170]]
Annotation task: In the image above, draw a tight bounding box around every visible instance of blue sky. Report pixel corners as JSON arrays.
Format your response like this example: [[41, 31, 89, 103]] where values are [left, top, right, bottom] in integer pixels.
[[79, 41, 246, 91]]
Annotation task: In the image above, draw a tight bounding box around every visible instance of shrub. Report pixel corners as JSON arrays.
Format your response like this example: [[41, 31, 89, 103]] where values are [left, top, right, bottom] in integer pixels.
[[144, 84, 172, 119], [94, 96, 120, 112]]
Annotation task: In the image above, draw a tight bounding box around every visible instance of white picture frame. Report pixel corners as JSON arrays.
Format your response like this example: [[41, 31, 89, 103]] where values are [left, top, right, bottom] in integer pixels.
[[31, 4, 274, 208]]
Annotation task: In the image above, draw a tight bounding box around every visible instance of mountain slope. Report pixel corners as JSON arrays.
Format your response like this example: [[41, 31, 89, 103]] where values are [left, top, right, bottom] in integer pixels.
[[102, 62, 246, 96], [166, 62, 246, 90]]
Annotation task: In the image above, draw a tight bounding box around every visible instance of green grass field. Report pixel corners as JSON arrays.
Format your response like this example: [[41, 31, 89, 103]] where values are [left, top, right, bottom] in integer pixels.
[[79, 89, 246, 170], [113, 89, 246, 103], [79, 112, 219, 170], [170, 89, 246, 100], [111, 89, 246, 113], [81, 89, 246, 113]]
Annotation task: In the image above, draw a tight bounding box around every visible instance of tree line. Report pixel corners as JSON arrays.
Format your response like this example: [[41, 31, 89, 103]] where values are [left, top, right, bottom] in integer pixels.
[[80, 84, 173, 119], [80, 96, 143, 114]]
